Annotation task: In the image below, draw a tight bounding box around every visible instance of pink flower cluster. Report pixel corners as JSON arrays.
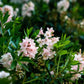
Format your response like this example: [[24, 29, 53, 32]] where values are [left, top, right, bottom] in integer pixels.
[[2, 5, 14, 22], [20, 37, 38, 59], [71, 50, 84, 80], [37, 27, 59, 60], [0, 5, 19, 22], [50, 71, 54, 75]]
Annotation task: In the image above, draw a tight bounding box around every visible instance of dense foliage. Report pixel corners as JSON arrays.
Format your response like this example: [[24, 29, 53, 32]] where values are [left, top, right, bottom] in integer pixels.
[[0, 0, 84, 84]]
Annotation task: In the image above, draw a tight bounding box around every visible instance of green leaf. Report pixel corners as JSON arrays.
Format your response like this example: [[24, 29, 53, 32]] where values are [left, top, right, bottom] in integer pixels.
[[54, 40, 70, 49], [0, 78, 11, 84], [9, 40, 17, 49], [64, 34, 66, 40], [29, 27, 33, 34], [27, 28, 29, 37], [31, 73, 35, 78], [31, 30, 39, 38], [2, 11, 9, 23], [21, 64, 29, 72], [58, 50, 68, 56], [20, 57, 37, 66], [11, 60, 17, 70], [15, 37, 20, 47], [5, 22, 13, 30], [64, 40, 70, 46], [71, 60, 79, 65], [0, 11, 3, 21], [24, 30, 27, 37], [27, 27, 33, 37]]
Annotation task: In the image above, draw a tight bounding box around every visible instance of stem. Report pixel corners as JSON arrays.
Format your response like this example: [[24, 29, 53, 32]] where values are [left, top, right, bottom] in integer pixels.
[[54, 54, 57, 67], [60, 57, 69, 73], [76, 80, 78, 84], [57, 55, 61, 75], [1, 22, 4, 54], [22, 74, 26, 84], [1, 23, 3, 36], [4, 39, 10, 53], [24, 74, 48, 84], [45, 61, 52, 79]]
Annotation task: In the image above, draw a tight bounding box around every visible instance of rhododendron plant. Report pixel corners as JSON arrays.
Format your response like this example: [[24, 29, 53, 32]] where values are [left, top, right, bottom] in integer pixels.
[[0, 0, 84, 84]]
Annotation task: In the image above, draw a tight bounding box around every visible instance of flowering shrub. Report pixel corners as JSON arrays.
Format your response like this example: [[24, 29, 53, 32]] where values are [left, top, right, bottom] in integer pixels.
[[37, 28, 59, 60], [0, 0, 84, 84]]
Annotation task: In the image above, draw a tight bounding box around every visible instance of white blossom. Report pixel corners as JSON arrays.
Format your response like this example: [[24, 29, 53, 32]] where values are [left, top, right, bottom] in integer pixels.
[[0, 71, 10, 78], [22, 1, 35, 17], [43, 0, 50, 4], [57, 0, 70, 13], [0, 53, 13, 70]]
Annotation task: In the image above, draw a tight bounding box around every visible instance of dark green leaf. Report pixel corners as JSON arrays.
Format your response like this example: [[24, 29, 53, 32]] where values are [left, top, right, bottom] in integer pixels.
[[11, 60, 17, 70]]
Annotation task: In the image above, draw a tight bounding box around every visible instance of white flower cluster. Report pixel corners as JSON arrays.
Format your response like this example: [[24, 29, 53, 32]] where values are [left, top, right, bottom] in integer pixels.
[[0, 53, 13, 70], [22, 1, 35, 17], [43, 0, 50, 4], [0, 52, 28, 72], [0, 71, 10, 78], [64, 15, 70, 21], [71, 50, 84, 80], [80, 20, 84, 28], [37, 27, 59, 60], [57, 0, 70, 13], [0, 0, 3, 6], [14, 8, 19, 17]]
